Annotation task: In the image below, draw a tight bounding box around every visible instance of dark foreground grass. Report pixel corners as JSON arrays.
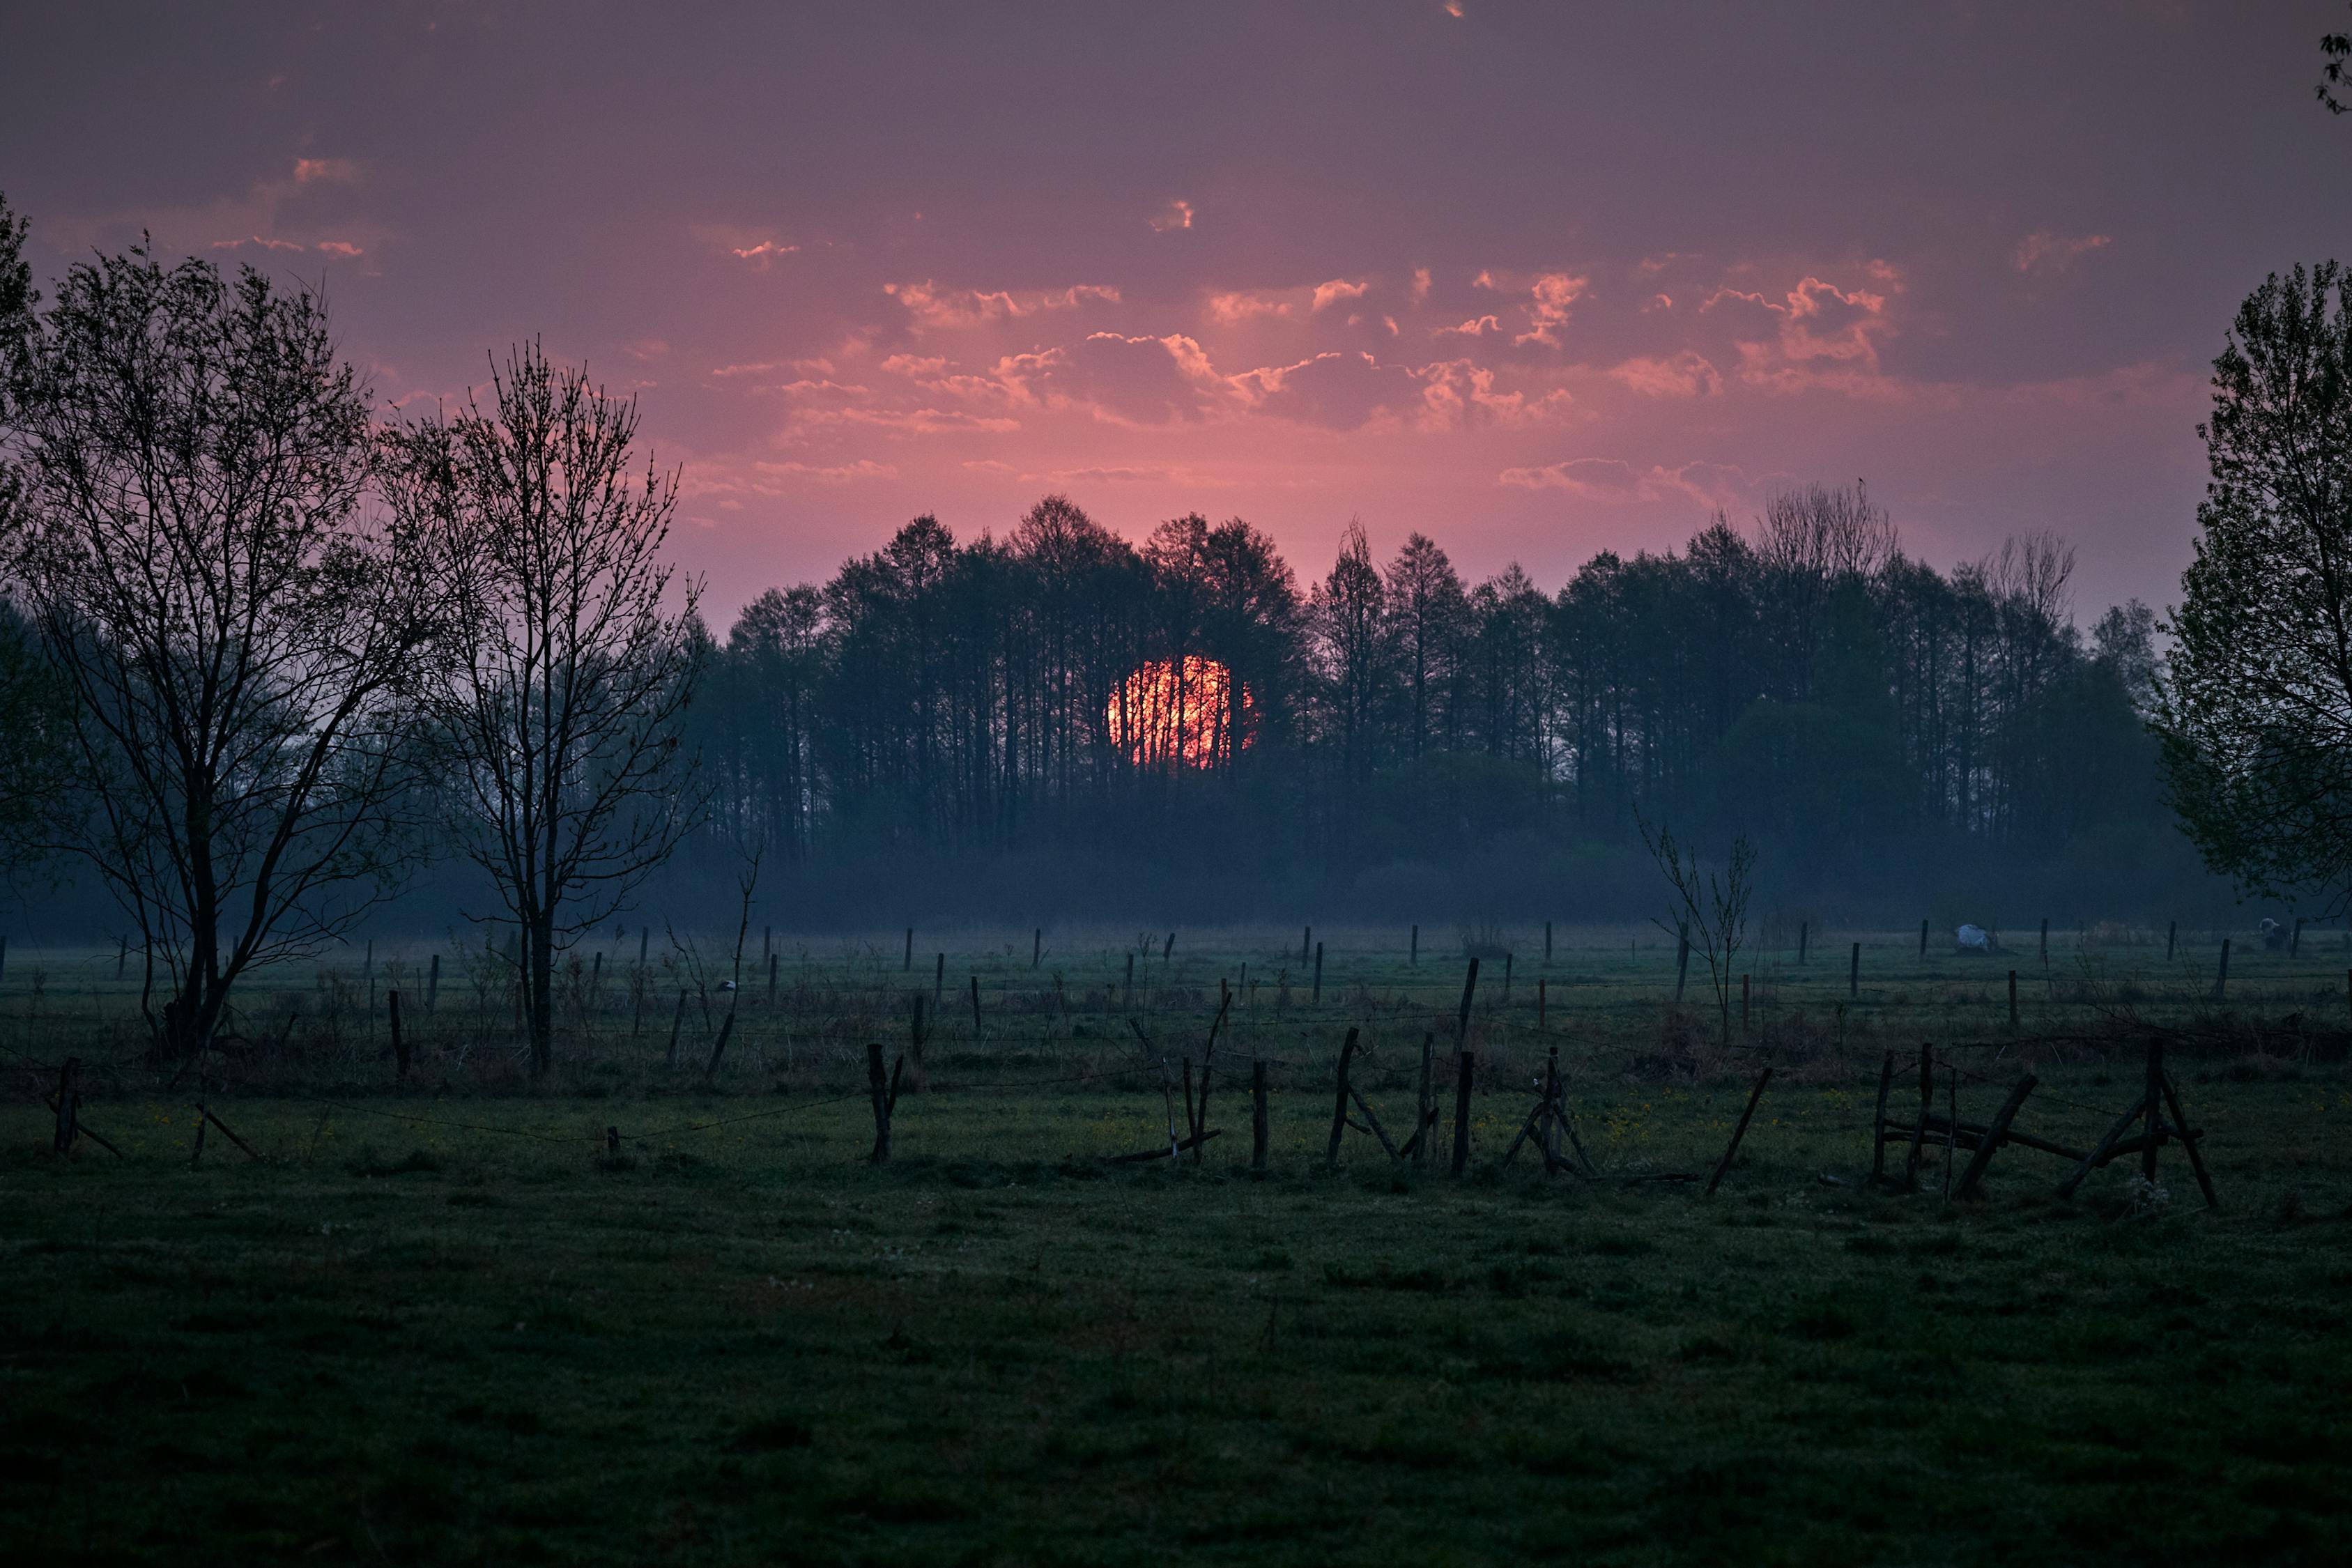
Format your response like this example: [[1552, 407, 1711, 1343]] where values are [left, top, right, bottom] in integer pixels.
[[6, 1071, 2352, 1566]]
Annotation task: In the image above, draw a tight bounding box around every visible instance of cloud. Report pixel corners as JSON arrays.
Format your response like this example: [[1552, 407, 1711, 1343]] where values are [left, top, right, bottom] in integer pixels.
[[293, 157, 359, 184], [1150, 198, 1194, 232], [730, 240, 800, 264], [1229, 350, 1421, 429], [1416, 359, 1573, 429], [1701, 269, 1899, 392], [315, 240, 364, 257], [1208, 289, 1295, 323], [210, 235, 306, 252], [753, 459, 897, 483], [1312, 277, 1371, 312], [623, 338, 670, 361], [1498, 457, 1753, 510], [1608, 351, 1721, 397], [1411, 268, 1432, 302], [2013, 230, 2112, 275], [1516, 272, 1588, 347], [885, 279, 1121, 332], [1436, 314, 1501, 337]]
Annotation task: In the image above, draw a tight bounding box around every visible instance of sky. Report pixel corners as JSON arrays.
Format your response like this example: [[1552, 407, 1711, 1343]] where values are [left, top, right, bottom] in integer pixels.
[[2, 1, 2346, 631]]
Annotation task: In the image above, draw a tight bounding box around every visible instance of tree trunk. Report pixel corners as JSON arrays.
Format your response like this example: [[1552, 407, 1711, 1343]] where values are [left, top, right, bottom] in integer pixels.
[[530, 914, 556, 1075]]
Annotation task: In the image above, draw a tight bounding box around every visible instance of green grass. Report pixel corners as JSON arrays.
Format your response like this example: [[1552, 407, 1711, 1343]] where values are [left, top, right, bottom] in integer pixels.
[[5, 927, 2352, 1563]]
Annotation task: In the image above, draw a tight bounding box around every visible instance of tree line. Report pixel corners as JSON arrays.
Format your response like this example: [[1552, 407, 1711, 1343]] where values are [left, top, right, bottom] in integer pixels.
[[5, 191, 2345, 1066]]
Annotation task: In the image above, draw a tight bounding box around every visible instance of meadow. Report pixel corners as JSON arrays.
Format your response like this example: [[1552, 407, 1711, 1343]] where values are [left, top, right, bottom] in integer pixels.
[[4, 921, 2351, 1565]]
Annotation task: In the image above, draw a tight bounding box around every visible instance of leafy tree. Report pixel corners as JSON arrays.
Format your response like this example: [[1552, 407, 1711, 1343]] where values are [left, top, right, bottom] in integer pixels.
[[2, 240, 449, 1056], [2160, 263, 2352, 910], [2322, 6, 2349, 114]]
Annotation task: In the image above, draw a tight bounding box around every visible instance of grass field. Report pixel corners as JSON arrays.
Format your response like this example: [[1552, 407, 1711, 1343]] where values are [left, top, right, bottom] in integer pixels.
[[5, 925, 2351, 1564]]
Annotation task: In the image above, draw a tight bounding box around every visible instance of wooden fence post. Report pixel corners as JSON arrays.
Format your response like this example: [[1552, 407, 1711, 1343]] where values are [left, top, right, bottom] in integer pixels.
[[2166, 920, 2176, 961], [52, 1057, 78, 1155], [1954, 1075, 2038, 1199], [935, 952, 944, 1004], [1450, 1046, 1475, 1176], [867, 1042, 893, 1163], [1850, 941, 1861, 1000], [1675, 925, 1690, 1001], [1033, 928, 1041, 969], [1502, 952, 1513, 1005], [1410, 924, 1417, 965], [1312, 941, 1323, 1004], [1252, 1059, 1269, 1172], [1414, 1031, 1434, 1168], [1302, 925, 1312, 965], [1905, 1045, 1932, 1187], [1705, 1066, 1773, 1197], [1869, 1050, 1894, 1185], [1326, 1027, 1359, 1167], [1919, 918, 1928, 958], [768, 953, 778, 1005], [704, 1010, 737, 1077], [666, 990, 687, 1069], [904, 928, 913, 971], [426, 953, 440, 1015], [639, 928, 650, 966], [1124, 951, 1135, 1008], [969, 974, 983, 1034], [2039, 918, 2049, 962], [388, 990, 408, 1079], [2213, 938, 2231, 1001]]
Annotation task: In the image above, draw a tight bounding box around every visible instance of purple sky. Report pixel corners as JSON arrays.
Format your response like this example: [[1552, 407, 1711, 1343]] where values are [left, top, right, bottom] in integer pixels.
[[3, 1, 2344, 630]]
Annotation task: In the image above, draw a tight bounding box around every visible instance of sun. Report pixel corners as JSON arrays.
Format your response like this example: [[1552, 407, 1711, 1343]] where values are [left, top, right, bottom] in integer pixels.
[[1106, 656, 1254, 769]]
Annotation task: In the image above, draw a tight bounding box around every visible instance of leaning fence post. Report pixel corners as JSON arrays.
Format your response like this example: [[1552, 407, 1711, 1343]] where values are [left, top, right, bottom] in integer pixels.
[[1502, 952, 1513, 1005], [388, 990, 408, 1078], [969, 974, 983, 1036], [666, 990, 687, 1069], [1955, 1075, 2038, 1199], [704, 1010, 737, 1078], [2166, 920, 2177, 961], [1252, 1059, 1269, 1171], [1705, 1066, 1773, 1196], [1325, 1027, 1360, 1167], [2213, 939, 2231, 1002], [1123, 951, 1135, 1008]]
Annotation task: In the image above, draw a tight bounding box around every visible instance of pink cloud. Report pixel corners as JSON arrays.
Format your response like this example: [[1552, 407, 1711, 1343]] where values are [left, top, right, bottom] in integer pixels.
[[1150, 198, 1194, 232], [1497, 456, 1753, 509], [1516, 272, 1588, 347], [2013, 230, 2112, 274], [1311, 277, 1371, 312], [293, 157, 360, 184], [1207, 289, 1295, 323], [885, 279, 1121, 332], [1609, 351, 1721, 397], [1436, 314, 1502, 338], [210, 235, 305, 252], [730, 240, 800, 263], [1417, 359, 1573, 429], [753, 459, 897, 483], [315, 240, 364, 257]]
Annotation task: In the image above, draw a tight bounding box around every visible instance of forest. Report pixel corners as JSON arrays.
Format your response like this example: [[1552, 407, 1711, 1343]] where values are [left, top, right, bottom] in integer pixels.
[[678, 486, 2198, 924]]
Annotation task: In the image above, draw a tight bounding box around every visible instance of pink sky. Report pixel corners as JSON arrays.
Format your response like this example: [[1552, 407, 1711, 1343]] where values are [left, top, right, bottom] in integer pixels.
[[4, 2, 2344, 629]]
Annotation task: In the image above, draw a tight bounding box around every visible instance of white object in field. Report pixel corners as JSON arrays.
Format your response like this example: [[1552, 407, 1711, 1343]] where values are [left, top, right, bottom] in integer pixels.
[[718, 979, 739, 992], [1956, 924, 1990, 951]]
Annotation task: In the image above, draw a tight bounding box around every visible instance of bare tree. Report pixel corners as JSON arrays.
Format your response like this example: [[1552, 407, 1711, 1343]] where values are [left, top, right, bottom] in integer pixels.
[[1, 243, 448, 1056], [1638, 812, 1758, 1046], [383, 345, 704, 1075]]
